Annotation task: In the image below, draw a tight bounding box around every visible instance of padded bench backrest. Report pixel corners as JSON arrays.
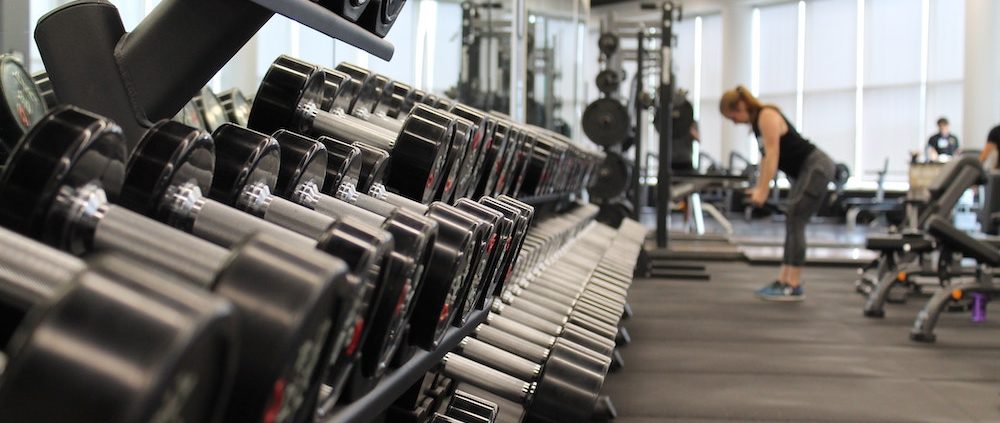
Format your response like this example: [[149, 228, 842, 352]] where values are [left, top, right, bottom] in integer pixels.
[[918, 158, 986, 227], [927, 155, 983, 199], [980, 170, 1000, 235], [925, 215, 1000, 266]]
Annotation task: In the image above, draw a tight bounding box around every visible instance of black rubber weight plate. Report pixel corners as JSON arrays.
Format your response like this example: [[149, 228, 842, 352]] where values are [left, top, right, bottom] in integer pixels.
[[589, 152, 631, 201], [582, 98, 629, 147]]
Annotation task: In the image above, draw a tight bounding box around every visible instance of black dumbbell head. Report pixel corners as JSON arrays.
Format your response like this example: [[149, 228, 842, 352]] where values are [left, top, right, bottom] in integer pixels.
[[209, 123, 281, 206], [0, 259, 238, 423], [272, 129, 328, 198], [320, 68, 352, 112], [375, 81, 414, 118], [218, 88, 252, 127], [317, 0, 373, 22], [248, 55, 325, 136], [318, 136, 363, 193], [359, 0, 408, 37], [387, 104, 454, 203], [354, 142, 390, 193], [121, 120, 215, 220], [0, 106, 126, 249]]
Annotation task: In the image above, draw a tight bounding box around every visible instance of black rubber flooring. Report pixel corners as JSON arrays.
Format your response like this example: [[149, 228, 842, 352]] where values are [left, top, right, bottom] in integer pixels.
[[603, 261, 1000, 423]]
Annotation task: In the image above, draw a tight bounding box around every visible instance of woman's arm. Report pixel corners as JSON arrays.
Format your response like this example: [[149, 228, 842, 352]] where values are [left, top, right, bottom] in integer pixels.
[[755, 110, 782, 190], [746, 109, 782, 206], [979, 142, 996, 164]]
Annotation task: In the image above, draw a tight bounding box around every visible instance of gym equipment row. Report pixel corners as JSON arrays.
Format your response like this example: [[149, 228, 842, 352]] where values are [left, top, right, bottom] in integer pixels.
[[389, 206, 647, 422], [858, 156, 998, 342], [0, 46, 644, 423]]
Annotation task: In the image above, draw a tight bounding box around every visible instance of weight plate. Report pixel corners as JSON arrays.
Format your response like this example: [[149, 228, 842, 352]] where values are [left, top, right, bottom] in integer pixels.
[[588, 152, 632, 201], [582, 98, 630, 147], [595, 69, 621, 94], [598, 32, 619, 56]]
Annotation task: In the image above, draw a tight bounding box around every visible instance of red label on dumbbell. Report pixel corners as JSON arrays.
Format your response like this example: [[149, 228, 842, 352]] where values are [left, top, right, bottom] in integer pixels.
[[262, 378, 286, 423], [438, 304, 450, 323], [345, 318, 365, 357]]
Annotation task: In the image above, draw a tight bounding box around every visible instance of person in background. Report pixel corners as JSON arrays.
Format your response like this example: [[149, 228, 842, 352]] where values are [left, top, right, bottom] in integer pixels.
[[977, 124, 1000, 168], [926, 117, 960, 162], [719, 86, 835, 302]]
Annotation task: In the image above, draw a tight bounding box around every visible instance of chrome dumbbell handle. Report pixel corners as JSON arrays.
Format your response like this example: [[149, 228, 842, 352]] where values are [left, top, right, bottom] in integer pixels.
[[441, 353, 535, 403]]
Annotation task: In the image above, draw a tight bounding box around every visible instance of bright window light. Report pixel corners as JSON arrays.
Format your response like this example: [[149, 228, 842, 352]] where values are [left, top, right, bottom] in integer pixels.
[[693, 16, 703, 121], [290, 22, 301, 58], [751, 7, 760, 96], [796, 1, 805, 129], [918, 0, 930, 146], [854, 0, 865, 177]]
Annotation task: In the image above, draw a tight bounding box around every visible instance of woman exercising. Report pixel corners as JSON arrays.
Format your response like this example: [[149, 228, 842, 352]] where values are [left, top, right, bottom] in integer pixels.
[[720, 86, 835, 301]]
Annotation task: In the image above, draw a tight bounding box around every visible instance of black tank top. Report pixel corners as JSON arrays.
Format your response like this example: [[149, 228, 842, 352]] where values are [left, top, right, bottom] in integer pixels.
[[752, 106, 816, 178]]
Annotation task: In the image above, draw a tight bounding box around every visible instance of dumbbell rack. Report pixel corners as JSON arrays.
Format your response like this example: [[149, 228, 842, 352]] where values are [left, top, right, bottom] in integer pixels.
[[323, 310, 488, 423], [323, 194, 579, 423]]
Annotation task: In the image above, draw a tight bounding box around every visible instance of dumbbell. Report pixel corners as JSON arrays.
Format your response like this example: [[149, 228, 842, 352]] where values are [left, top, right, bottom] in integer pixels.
[[30, 70, 59, 109], [447, 383, 524, 423], [0, 55, 47, 160], [174, 99, 208, 131], [310, 136, 514, 333], [440, 348, 606, 423], [193, 86, 228, 132], [486, 220, 622, 356], [476, 115, 521, 199], [317, 0, 373, 22], [358, 0, 407, 37], [0, 106, 349, 422], [305, 62, 476, 205], [0, 228, 238, 423], [431, 388, 500, 423], [283, 134, 483, 350], [302, 61, 505, 207], [330, 64, 477, 204], [249, 55, 452, 205], [217, 87, 252, 126], [119, 121, 410, 406], [494, 127, 536, 198], [471, 197, 536, 312], [242, 128, 440, 403]]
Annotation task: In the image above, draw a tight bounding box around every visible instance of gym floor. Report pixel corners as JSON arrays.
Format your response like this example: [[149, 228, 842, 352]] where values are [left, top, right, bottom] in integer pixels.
[[604, 222, 1000, 422]]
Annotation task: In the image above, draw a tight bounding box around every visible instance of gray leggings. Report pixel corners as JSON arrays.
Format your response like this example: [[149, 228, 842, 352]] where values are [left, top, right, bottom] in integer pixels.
[[784, 150, 836, 266]]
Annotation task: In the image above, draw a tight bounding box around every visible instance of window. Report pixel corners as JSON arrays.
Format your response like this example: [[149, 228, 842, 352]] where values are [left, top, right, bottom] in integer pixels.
[[747, 0, 966, 182], [803, 0, 857, 172]]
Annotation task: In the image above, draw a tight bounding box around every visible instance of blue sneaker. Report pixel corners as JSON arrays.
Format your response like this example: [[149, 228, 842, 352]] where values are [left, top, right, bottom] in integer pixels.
[[754, 281, 805, 302]]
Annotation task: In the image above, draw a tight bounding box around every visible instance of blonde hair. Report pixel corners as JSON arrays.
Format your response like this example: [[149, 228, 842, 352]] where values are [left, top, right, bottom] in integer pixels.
[[719, 85, 768, 122]]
